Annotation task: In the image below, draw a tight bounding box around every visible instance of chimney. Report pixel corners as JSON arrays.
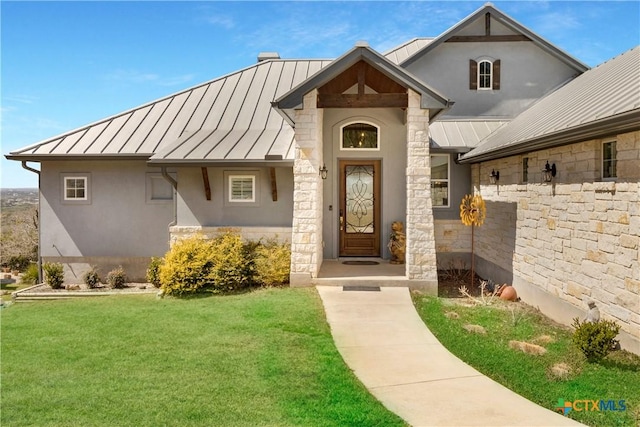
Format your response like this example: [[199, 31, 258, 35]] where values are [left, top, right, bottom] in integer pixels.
[[257, 52, 280, 62]]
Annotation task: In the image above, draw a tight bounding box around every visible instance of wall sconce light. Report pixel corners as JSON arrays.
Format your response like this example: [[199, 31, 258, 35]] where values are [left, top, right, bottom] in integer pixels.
[[542, 161, 556, 182], [489, 169, 500, 185], [319, 163, 328, 180]]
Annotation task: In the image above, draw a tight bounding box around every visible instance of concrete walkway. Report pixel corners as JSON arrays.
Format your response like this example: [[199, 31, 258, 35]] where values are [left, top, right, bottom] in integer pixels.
[[317, 286, 584, 427]]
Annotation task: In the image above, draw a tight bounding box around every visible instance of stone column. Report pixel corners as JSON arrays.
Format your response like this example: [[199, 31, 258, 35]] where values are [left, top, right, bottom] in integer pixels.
[[290, 89, 323, 286], [405, 89, 438, 290]]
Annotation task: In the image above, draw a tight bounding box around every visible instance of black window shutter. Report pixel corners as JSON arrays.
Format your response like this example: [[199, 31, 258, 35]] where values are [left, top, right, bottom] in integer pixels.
[[494, 59, 501, 90], [469, 60, 478, 90]]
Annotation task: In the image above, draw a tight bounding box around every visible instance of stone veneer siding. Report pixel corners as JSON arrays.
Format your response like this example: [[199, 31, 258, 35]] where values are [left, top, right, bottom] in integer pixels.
[[434, 219, 472, 266], [405, 89, 438, 286], [290, 90, 324, 286], [472, 130, 640, 348]]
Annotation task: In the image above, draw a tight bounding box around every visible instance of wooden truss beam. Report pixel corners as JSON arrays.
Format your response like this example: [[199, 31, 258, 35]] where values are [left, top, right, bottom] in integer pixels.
[[317, 93, 407, 108], [201, 167, 211, 201], [446, 35, 531, 43], [269, 167, 278, 202]]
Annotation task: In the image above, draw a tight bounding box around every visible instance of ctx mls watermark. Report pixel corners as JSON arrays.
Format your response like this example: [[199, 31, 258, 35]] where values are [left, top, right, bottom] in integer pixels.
[[556, 399, 626, 416]]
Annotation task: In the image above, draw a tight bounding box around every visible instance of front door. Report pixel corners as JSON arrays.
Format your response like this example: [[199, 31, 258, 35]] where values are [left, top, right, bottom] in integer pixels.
[[339, 159, 381, 256]]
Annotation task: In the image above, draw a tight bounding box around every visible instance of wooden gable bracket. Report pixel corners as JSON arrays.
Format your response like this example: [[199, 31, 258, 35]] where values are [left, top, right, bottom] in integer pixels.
[[317, 61, 408, 108], [201, 167, 211, 201], [447, 13, 531, 43], [269, 167, 278, 202]]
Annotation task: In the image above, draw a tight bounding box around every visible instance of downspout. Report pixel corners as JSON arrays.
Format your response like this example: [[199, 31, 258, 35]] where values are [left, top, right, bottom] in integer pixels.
[[161, 167, 178, 246], [20, 161, 43, 284]]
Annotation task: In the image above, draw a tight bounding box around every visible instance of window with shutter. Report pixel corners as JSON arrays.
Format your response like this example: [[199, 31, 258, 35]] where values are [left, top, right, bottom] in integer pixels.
[[469, 59, 478, 90]]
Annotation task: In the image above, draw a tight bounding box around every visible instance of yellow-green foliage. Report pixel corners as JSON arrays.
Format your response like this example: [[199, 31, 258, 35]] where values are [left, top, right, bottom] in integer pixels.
[[254, 239, 291, 286], [159, 232, 253, 296]]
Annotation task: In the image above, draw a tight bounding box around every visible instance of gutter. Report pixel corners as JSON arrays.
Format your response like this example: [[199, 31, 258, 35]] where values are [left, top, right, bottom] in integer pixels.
[[20, 161, 43, 284], [160, 167, 178, 231], [459, 110, 640, 163]]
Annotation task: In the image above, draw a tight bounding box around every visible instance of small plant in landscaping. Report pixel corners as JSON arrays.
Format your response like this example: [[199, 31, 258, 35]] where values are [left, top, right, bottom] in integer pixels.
[[21, 263, 40, 285], [82, 266, 101, 288], [254, 239, 291, 287], [42, 262, 64, 289], [146, 257, 163, 288], [8, 255, 31, 272], [106, 266, 127, 289], [572, 318, 620, 362]]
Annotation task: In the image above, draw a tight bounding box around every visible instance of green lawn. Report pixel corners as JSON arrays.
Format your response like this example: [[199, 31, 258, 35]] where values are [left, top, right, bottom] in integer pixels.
[[413, 294, 640, 427], [1, 288, 406, 427]]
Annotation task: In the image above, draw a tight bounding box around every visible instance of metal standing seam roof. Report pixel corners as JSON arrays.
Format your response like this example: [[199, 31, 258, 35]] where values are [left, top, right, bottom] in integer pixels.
[[461, 46, 640, 162], [8, 59, 332, 162], [383, 38, 434, 65], [429, 120, 509, 150], [7, 38, 429, 163]]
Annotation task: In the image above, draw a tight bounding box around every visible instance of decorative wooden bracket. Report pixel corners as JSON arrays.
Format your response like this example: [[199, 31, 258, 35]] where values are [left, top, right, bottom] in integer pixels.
[[269, 167, 278, 202], [201, 167, 211, 201]]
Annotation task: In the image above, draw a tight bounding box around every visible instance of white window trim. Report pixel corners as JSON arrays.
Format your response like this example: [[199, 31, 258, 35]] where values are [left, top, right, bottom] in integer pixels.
[[430, 154, 450, 208], [602, 139, 617, 180], [61, 173, 91, 204], [223, 169, 260, 207], [478, 59, 493, 90], [340, 121, 381, 151]]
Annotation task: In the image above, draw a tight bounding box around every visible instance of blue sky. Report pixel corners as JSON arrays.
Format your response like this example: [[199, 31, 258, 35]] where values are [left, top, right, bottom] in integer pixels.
[[2, 1, 639, 188]]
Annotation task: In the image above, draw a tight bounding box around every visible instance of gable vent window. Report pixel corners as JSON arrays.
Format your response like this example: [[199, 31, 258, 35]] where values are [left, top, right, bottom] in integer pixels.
[[230, 176, 255, 202], [224, 170, 260, 206], [470, 59, 500, 90]]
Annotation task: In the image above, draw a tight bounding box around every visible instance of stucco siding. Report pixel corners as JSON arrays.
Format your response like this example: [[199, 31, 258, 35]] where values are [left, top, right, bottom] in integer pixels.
[[39, 160, 174, 281], [471, 130, 640, 351], [406, 42, 578, 118], [176, 166, 294, 227]]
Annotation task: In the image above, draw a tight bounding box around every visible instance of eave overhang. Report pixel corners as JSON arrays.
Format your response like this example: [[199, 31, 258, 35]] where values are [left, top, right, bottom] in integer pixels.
[[458, 109, 640, 163]]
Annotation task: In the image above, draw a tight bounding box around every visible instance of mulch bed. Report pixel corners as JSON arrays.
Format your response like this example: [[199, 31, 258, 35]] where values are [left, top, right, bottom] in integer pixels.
[[437, 270, 486, 298]]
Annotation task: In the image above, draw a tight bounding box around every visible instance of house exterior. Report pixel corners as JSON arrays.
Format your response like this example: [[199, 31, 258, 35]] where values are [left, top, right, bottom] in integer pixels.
[[7, 5, 639, 351]]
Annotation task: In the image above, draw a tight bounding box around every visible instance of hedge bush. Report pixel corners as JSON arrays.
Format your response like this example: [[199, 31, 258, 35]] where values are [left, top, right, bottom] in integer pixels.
[[83, 266, 101, 288], [21, 263, 40, 285], [572, 318, 620, 362], [43, 262, 64, 289], [106, 266, 127, 289], [254, 239, 290, 286], [146, 257, 163, 288]]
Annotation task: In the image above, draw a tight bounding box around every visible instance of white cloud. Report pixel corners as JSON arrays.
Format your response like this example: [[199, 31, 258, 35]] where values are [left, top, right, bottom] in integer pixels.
[[205, 14, 235, 29]]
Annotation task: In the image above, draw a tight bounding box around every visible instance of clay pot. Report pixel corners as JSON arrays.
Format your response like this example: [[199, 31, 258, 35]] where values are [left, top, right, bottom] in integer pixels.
[[499, 285, 518, 301]]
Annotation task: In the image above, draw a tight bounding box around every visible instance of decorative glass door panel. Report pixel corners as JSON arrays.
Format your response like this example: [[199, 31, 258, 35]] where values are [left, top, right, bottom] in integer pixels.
[[339, 160, 381, 256], [345, 165, 374, 233]]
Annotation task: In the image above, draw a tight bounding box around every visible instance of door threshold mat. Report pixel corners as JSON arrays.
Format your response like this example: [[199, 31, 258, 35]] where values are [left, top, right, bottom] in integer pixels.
[[343, 286, 381, 292], [342, 260, 380, 266]]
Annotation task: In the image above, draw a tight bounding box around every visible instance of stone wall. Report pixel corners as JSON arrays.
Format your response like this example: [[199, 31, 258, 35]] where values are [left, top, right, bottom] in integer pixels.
[[290, 90, 324, 286], [405, 89, 438, 288], [472, 130, 640, 349], [434, 219, 472, 267]]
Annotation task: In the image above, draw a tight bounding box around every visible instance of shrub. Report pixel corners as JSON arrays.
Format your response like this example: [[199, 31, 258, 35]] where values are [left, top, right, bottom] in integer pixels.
[[83, 266, 101, 288], [146, 257, 163, 288], [21, 263, 40, 285], [572, 318, 620, 362], [254, 239, 290, 286], [207, 232, 254, 292], [106, 266, 127, 289], [159, 232, 254, 296], [43, 262, 64, 289], [8, 255, 31, 272]]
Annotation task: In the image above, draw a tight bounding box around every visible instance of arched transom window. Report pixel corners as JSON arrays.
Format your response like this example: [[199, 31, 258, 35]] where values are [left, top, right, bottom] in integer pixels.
[[341, 122, 379, 150]]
